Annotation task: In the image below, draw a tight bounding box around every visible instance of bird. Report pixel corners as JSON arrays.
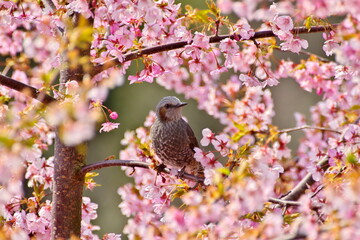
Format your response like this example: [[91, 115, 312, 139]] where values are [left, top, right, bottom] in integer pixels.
[[150, 96, 204, 177]]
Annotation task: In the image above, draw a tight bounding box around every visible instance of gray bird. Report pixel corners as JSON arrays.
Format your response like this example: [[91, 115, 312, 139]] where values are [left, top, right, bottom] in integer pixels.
[[150, 96, 204, 177]]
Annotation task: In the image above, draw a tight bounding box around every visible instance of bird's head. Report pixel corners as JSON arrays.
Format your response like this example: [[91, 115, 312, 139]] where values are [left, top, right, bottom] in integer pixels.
[[155, 96, 187, 122]]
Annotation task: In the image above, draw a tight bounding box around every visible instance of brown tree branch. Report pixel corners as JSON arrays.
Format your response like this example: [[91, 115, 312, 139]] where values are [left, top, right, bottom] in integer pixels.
[[80, 159, 205, 183], [281, 156, 329, 201], [0, 74, 56, 104], [41, 0, 57, 13], [51, 134, 86, 240], [91, 24, 337, 76], [280, 117, 360, 201], [268, 197, 301, 207]]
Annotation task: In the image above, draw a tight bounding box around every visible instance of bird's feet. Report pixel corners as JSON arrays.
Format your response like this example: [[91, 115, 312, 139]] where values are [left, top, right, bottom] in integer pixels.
[[154, 163, 167, 172], [153, 163, 167, 185], [176, 166, 187, 179]]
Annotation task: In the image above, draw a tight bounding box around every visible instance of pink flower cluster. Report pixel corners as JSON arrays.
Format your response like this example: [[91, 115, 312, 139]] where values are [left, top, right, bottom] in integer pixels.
[[2, 197, 52, 240], [269, 7, 309, 54]]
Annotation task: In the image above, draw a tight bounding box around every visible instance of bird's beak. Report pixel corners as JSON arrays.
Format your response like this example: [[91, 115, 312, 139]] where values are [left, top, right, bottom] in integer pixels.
[[176, 102, 187, 108]]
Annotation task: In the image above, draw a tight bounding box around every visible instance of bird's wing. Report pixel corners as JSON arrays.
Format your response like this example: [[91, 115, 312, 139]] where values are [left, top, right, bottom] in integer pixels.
[[180, 118, 199, 152]]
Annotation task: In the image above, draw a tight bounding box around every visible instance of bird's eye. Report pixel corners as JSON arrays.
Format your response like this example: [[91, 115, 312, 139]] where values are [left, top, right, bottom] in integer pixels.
[[164, 104, 171, 108]]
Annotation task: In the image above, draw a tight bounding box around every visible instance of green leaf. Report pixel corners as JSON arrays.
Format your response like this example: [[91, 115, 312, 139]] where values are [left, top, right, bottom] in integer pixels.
[[196, 9, 212, 23], [283, 213, 300, 224], [349, 105, 360, 110], [0, 136, 15, 148], [238, 141, 251, 155], [304, 16, 313, 31], [85, 172, 99, 179], [346, 152, 358, 165], [233, 122, 247, 130], [242, 211, 265, 222], [217, 167, 230, 176], [232, 122, 250, 142], [171, 189, 186, 200]]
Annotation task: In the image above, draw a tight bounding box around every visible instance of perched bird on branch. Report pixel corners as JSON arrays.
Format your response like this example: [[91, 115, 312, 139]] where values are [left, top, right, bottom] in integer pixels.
[[150, 96, 204, 177]]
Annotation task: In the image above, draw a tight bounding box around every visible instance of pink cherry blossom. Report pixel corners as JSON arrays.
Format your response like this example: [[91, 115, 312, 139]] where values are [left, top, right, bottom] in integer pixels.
[[144, 111, 156, 127], [82, 197, 98, 222], [274, 16, 294, 32], [323, 39, 339, 56], [213, 134, 230, 157], [263, 77, 279, 87], [163, 208, 186, 232], [239, 74, 262, 87], [334, 65, 353, 81], [65, 80, 79, 95], [219, 38, 239, 54], [61, 119, 95, 145], [307, 164, 323, 181], [84, 179, 97, 191], [136, 69, 154, 83], [200, 128, 216, 146], [188, 57, 202, 73], [217, 0, 233, 14], [204, 169, 216, 185], [103, 233, 122, 240], [194, 148, 222, 169], [273, 133, 291, 158], [210, 65, 228, 76], [343, 124, 360, 142], [99, 122, 120, 133], [67, 0, 94, 19], [181, 191, 203, 206], [280, 37, 309, 53], [191, 32, 210, 49], [234, 19, 255, 40]]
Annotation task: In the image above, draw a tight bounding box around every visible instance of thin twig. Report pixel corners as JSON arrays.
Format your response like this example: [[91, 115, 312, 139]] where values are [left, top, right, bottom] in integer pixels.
[[81, 159, 150, 173], [278, 125, 341, 134], [80, 159, 205, 182], [268, 197, 301, 207], [310, 185, 325, 198]]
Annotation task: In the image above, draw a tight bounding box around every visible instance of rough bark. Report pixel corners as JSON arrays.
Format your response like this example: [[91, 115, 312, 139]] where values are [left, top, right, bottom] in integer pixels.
[[0, 74, 55, 104], [281, 156, 329, 201], [51, 135, 86, 239]]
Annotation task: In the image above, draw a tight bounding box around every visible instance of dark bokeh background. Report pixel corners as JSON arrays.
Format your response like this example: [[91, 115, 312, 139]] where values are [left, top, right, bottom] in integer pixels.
[[84, 1, 328, 237]]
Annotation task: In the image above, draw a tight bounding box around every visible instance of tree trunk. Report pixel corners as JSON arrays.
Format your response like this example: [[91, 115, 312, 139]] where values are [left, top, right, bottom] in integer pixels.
[[50, 13, 94, 239], [51, 135, 86, 239]]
